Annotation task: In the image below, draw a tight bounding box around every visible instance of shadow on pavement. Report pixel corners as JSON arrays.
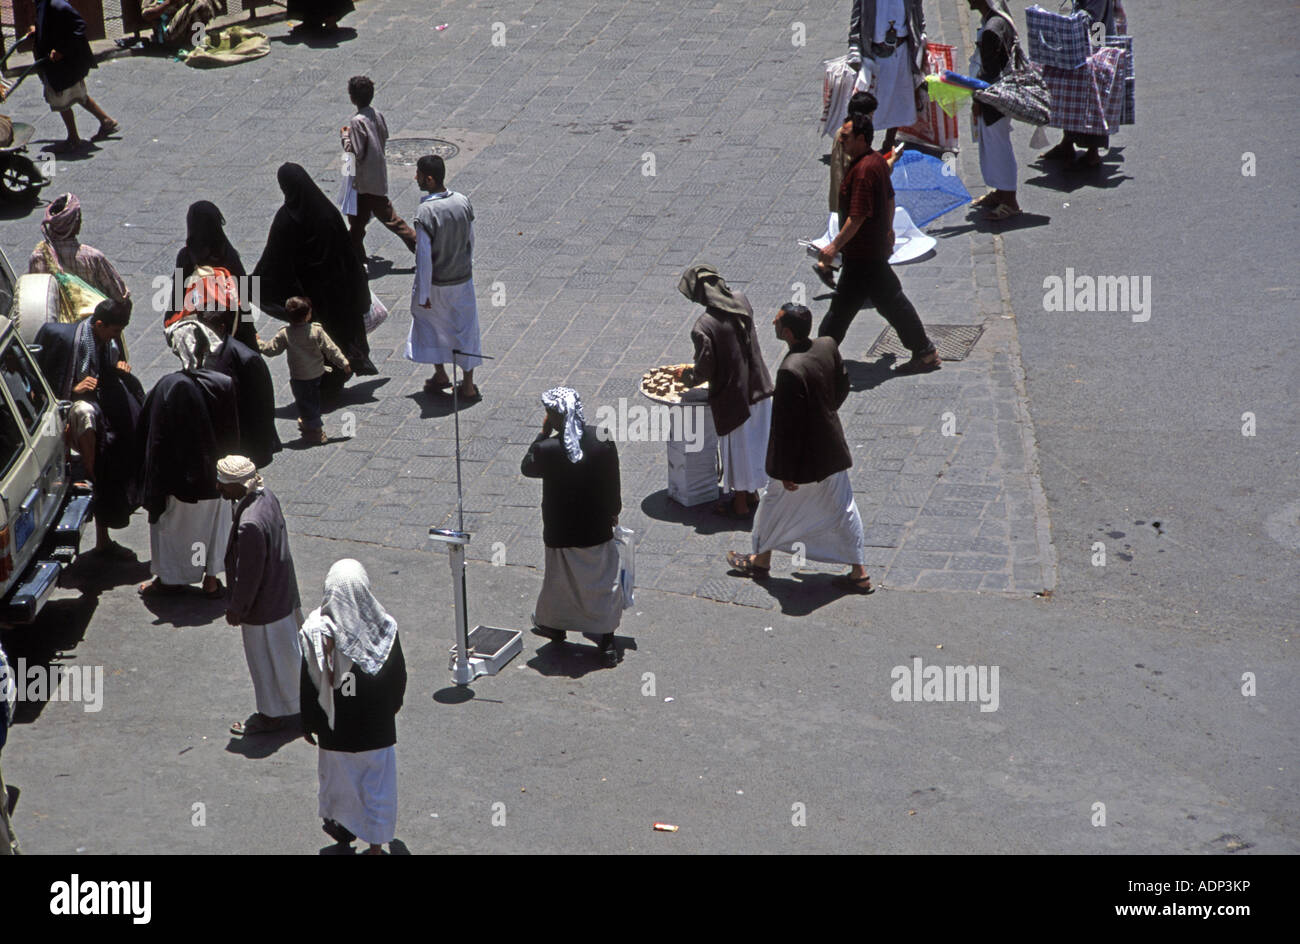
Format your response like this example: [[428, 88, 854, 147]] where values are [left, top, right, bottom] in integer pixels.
[[407, 390, 482, 420], [639, 489, 751, 536], [276, 25, 358, 48], [224, 721, 301, 759], [0, 594, 96, 725], [1024, 147, 1131, 193], [326, 376, 389, 410], [138, 587, 227, 628], [844, 355, 898, 392], [730, 572, 859, 617], [525, 636, 634, 678], [366, 257, 415, 279], [931, 211, 1053, 236], [433, 685, 475, 705]]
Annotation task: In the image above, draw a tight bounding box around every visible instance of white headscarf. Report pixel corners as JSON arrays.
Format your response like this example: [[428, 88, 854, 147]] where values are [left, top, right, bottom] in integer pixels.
[[216, 454, 263, 492], [165, 318, 223, 371], [299, 559, 398, 730], [541, 386, 586, 463]]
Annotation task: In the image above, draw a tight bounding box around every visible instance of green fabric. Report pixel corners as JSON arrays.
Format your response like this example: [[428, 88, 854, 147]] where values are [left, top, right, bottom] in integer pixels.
[[183, 26, 270, 67], [926, 74, 975, 118]]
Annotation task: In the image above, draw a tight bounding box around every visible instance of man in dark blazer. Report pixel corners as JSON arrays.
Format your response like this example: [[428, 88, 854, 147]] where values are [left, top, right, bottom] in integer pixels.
[[727, 305, 874, 594]]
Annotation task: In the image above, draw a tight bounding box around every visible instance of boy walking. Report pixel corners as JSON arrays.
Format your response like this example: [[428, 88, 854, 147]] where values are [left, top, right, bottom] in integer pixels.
[[259, 297, 351, 445], [341, 76, 416, 260]]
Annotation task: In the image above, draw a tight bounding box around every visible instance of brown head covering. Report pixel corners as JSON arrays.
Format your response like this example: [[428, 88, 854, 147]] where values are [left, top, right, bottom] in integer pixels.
[[678, 263, 750, 318], [43, 193, 82, 242]]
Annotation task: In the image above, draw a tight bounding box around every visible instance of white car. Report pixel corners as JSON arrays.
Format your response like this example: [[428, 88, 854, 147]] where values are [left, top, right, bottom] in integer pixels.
[[0, 248, 93, 627]]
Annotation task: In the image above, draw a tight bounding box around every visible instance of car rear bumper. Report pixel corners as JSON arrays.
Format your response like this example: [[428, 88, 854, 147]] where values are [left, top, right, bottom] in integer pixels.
[[0, 486, 93, 625]]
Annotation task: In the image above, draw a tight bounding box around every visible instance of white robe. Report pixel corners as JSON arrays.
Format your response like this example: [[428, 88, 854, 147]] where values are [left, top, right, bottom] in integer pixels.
[[534, 539, 623, 635], [241, 611, 303, 718], [857, 44, 918, 130], [149, 496, 230, 585], [752, 470, 867, 566], [719, 396, 771, 494], [318, 745, 398, 846], [408, 227, 482, 369], [977, 113, 1018, 191]]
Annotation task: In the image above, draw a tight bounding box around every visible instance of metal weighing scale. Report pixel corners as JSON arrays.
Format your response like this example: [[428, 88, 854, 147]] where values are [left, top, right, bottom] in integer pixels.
[[428, 350, 522, 686]]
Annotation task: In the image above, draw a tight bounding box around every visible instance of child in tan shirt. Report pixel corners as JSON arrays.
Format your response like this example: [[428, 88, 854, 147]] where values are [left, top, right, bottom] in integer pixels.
[[259, 296, 351, 444]]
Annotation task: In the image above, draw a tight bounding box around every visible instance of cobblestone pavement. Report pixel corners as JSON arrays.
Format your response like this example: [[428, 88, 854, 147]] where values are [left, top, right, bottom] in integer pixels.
[[0, 0, 1054, 611]]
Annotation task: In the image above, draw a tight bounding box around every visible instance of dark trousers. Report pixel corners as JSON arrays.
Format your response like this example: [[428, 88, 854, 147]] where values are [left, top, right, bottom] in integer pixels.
[[290, 376, 323, 431], [349, 192, 417, 255], [818, 256, 934, 356]]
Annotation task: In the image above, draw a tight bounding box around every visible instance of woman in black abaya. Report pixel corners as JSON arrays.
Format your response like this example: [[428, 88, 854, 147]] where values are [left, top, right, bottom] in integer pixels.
[[254, 163, 376, 393], [287, 0, 355, 31]]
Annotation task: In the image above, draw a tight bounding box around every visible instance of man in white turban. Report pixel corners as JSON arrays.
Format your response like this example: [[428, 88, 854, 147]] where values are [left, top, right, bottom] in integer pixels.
[[300, 559, 406, 854], [217, 455, 303, 736]]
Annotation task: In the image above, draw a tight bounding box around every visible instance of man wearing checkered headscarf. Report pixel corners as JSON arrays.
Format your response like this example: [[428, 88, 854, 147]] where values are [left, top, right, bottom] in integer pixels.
[[217, 456, 303, 737], [521, 387, 626, 662]]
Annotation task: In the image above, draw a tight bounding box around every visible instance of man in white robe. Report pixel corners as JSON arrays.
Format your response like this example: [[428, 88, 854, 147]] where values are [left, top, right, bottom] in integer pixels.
[[848, 0, 927, 151], [408, 154, 482, 400], [726, 305, 874, 594]]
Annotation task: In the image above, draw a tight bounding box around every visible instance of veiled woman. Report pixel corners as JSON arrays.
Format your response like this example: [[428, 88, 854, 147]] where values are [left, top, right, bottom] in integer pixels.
[[169, 200, 258, 349], [286, 0, 355, 32], [254, 163, 376, 393], [300, 559, 406, 854]]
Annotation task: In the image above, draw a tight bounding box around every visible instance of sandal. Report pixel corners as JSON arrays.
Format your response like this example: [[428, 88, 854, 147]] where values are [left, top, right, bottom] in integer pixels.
[[969, 191, 997, 208], [711, 495, 756, 518], [893, 351, 942, 375], [92, 120, 120, 141], [322, 818, 356, 844], [424, 377, 452, 392], [456, 384, 482, 402], [982, 203, 1021, 221], [726, 550, 770, 579], [138, 578, 183, 597], [230, 713, 284, 737], [812, 262, 838, 291], [831, 572, 875, 594]]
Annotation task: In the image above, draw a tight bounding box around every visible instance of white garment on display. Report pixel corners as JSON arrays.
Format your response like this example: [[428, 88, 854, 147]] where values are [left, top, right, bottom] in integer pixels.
[[857, 45, 918, 130], [241, 611, 303, 718], [149, 496, 230, 584], [752, 470, 867, 566], [719, 396, 772, 494], [318, 746, 398, 846]]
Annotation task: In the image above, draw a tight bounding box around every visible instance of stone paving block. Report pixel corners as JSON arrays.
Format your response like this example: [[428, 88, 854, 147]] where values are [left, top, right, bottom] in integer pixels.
[[915, 571, 985, 591]]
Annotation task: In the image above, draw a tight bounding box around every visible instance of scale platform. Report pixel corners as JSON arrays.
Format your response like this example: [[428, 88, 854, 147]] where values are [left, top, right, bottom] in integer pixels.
[[447, 625, 523, 683]]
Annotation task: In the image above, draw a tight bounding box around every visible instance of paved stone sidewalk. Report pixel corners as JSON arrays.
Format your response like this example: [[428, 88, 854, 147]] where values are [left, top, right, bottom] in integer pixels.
[[0, 0, 1055, 613]]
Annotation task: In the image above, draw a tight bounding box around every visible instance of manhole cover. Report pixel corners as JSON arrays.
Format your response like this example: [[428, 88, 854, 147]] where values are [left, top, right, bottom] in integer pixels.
[[386, 137, 459, 165], [866, 323, 985, 362]]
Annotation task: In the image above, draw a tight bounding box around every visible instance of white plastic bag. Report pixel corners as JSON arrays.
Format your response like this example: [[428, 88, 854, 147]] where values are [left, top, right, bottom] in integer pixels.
[[337, 174, 358, 217], [364, 290, 388, 334], [614, 525, 636, 610]]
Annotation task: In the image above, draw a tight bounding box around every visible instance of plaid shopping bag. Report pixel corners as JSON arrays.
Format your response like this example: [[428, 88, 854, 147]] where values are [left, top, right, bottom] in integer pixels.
[[1102, 35, 1135, 124], [1026, 5, 1093, 69], [1043, 46, 1124, 135]]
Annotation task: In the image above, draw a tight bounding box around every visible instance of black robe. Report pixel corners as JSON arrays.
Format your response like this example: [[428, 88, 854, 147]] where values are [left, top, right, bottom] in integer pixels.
[[34, 321, 144, 530], [287, 0, 356, 24], [521, 425, 621, 549], [207, 337, 280, 468], [34, 0, 95, 94], [133, 370, 240, 523], [300, 635, 406, 754], [766, 338, 853, 485], [253, 163, 373, 376]]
